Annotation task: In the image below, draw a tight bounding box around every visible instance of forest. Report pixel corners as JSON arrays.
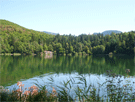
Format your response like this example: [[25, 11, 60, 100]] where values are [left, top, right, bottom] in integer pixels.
[[0, 20, 135, 55]]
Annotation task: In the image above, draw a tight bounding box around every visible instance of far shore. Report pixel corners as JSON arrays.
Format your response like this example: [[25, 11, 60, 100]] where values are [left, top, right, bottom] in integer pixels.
[[0, 53, 131, 56]]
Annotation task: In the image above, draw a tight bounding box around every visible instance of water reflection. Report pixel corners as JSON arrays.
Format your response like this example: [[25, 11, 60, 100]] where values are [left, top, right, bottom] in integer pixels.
[[6, 72, 135, 98], [1, 55, 134, 87]]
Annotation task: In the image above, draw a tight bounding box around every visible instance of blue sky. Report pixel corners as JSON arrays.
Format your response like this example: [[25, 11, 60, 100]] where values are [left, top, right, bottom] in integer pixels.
[[1, 0, 135, 35]]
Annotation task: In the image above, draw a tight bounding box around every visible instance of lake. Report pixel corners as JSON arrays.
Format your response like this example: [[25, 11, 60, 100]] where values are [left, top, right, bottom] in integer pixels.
[[1, 55, 135, 95]]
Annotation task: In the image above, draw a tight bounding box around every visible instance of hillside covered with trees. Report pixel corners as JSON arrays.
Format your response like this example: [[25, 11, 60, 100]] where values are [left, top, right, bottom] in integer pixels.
[[0, 20, 134, 55]]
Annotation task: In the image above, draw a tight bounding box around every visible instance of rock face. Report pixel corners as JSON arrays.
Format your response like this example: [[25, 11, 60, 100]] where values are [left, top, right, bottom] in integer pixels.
[[44, 51, 53, 59]]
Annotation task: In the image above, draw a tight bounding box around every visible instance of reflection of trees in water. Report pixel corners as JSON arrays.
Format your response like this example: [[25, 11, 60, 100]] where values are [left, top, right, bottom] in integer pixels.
[[1, 55, 134, 86]]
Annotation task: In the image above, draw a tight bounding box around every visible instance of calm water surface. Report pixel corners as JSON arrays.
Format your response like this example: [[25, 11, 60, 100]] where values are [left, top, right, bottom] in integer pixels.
[[1, 55, 134, 92]]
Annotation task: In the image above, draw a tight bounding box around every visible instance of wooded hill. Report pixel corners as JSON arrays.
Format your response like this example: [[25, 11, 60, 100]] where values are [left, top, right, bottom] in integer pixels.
[[0, 19, 134, 55]]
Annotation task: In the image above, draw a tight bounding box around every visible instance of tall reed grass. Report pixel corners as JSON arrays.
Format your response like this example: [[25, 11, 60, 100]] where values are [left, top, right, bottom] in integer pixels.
[[1, 69, 135, 102]]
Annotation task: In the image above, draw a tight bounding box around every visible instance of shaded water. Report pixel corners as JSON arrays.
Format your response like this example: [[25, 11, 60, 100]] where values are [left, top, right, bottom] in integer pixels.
[[1, 55, 134, 91]]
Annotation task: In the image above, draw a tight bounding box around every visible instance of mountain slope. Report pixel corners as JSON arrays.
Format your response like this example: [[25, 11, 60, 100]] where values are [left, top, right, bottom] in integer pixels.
[[0, 19, 55, 54], [0, 19, 54, 37], [43, 31, 58, 35]]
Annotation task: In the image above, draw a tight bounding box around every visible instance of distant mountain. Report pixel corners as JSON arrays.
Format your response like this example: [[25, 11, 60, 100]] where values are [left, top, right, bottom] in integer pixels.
[[93, 32, 101, 35], [93, 30, 122, 36], [43, 31, 58, 35], [102, 30, 122, 35]]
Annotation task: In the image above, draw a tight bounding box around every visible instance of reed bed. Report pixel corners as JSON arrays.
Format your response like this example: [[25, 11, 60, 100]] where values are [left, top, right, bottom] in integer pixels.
[[1, 69, 135, 102]]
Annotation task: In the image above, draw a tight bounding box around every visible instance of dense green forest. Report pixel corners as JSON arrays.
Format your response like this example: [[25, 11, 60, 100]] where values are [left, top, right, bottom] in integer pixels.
[[0, 19, 135, 55]]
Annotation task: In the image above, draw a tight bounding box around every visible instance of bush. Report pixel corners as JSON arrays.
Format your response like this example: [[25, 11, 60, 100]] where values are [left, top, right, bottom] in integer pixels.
[[109, 52, 113, 54], [67, 53, 72, 56], [78, 52, 82, 55], [82, 51, 86, 55], [53, 51, 57, 55]]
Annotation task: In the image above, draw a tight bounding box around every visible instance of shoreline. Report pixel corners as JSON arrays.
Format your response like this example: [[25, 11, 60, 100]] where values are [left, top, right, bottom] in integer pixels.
[[0, 53, 133, 56]]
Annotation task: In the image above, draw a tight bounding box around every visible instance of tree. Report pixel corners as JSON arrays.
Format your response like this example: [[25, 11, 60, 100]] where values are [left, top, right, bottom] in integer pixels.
[[58, 48, 65, 55], [84, 46, 90, 54], [43, 44, 48, 51], [69, 45, 73, 54], [125, 33, 134, 54], [48, 44, 53, 51], [92, 45, 105, 54]]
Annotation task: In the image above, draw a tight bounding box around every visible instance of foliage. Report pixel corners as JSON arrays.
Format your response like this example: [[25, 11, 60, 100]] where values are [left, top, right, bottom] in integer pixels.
[[0, 19, 134, 55]]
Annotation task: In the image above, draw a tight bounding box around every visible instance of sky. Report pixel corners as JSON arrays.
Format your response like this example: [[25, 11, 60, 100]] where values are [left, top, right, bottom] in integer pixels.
[[0, 0, 135, 35]]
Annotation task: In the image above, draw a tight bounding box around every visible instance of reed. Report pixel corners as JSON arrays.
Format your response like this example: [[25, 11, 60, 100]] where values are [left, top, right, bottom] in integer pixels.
[[1, 69, 135, 102]]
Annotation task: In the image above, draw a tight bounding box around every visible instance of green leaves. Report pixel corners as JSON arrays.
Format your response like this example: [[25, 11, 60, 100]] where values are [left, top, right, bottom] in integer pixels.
[[0, 20, 135, 55], [92, 45, 105, 54]]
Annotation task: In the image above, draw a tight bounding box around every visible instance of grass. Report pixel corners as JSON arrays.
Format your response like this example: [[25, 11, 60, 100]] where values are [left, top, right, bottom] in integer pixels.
[[4, 53, 12, 55], [13, 53, 21, 56], [1, 69, 135, 102], [0, 53, 21, 55], [0, 53, 4, 55]]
